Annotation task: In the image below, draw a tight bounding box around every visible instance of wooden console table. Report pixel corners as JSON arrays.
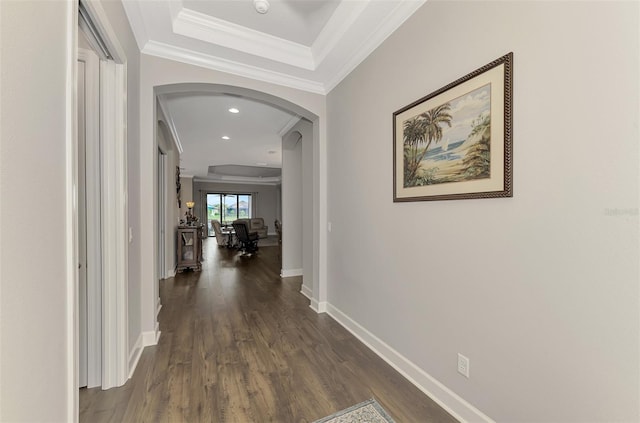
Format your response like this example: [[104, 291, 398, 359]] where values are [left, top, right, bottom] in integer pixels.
[[177, 225, 203, 272]]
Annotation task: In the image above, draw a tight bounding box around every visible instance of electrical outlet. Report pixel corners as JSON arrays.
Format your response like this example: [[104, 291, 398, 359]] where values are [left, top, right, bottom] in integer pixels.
[[457, 353, 470, 378]]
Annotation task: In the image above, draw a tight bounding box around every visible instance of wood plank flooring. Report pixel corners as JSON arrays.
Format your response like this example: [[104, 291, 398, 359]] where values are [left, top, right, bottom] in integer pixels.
[[80, 239, 456, 422]]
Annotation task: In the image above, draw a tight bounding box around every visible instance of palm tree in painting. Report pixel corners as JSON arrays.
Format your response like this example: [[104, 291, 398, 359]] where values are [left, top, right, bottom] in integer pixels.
[[403, 116, 427, 186], [403, 103, 453, 186], [461, 114, 491, 180]]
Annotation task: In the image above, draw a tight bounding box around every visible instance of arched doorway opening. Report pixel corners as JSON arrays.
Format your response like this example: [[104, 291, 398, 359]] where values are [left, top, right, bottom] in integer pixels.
[[144, 83, 326, 340]]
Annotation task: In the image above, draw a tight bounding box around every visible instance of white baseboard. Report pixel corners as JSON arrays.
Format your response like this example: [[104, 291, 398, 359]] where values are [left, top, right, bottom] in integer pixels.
[[280, 268, 303, 277], [310, 298, 327, 313], [128, 333, 144, 379], [301, 286, 327, 314], [129, 323, 162, 379], [165, 268, 176, 278], [326, 303, 494, 423], [142, 325, 161, 347], [300, 284, 313, 300]]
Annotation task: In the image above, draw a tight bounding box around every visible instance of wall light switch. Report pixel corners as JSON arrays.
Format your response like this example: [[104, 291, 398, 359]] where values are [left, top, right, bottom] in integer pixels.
[[129, 227, 133, 243], [327, 222, 332, 232], [457, 353, 470, 378]]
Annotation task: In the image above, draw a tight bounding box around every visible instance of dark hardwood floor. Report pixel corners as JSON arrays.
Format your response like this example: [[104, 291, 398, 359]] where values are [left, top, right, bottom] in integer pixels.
[[80, 239, 456, 422]]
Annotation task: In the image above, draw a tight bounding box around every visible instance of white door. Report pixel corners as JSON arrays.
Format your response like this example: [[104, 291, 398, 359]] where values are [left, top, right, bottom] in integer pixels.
[[77, 59, 89, 388], [78, 47, 102, 389]]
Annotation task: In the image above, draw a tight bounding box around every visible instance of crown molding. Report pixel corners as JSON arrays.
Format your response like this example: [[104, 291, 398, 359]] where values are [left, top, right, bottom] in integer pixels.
[[193, 176, 281, 186], [120, 0, 148, 51], [173, 7, 315, 71], [127, 1, 426, 95], [142, 40, 326, 95], [310, 0, 369, 67], [325, 0, 427, 93]]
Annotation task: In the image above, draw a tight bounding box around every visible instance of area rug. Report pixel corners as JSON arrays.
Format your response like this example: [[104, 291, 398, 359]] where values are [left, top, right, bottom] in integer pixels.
[[257, 235, 279, 247], [313, 399, 395, 423]]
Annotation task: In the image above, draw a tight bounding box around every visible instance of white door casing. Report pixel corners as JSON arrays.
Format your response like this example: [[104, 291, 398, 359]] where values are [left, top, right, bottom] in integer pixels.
[[77, 47, 102, 390], [76, 0, 129, 392]]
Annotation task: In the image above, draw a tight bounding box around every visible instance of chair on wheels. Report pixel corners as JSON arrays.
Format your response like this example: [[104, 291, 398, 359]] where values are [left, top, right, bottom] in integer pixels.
[[232, 221, 259, 255]]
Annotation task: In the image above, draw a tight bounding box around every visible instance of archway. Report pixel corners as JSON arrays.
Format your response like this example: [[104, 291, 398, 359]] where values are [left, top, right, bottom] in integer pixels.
[[141, 82, 326, 343]]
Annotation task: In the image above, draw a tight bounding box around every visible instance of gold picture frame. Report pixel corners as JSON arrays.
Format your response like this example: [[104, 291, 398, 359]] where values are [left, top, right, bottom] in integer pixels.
[[393, 53, 513, 202]]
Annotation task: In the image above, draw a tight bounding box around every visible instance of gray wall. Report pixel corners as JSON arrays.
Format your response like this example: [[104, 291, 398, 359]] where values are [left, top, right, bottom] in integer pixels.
[[282, 131, 303, 274], [193, 180, 280, 236], [0, 0, 142, 419], [179, 176, 194, 218], [327, 1, 639, 422], [302, 121, 313, 294], [0, 2, 72, 419], [157, 119, 180, 276]]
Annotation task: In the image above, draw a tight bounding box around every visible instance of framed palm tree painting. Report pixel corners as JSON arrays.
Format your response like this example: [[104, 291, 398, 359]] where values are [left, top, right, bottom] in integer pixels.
[[393, 52, 513, 202]]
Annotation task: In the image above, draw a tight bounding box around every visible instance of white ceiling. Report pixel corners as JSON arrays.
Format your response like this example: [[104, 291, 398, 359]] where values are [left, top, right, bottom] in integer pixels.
[[124, 0, 425, 182], [122, 0, 426, 93], [158, 93, 299, 180], [182, 0, 342, 47]]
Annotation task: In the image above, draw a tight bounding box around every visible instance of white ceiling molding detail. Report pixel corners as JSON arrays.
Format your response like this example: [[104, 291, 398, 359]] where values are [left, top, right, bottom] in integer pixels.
[[120, 0, 148, 51], [142, 41, 326, 94], [173, 7, 316, 70], [324, 0, 426, 92], [194, 176, 281, 186], [309, 0, 369, 68], [123, 0, 427, 94]]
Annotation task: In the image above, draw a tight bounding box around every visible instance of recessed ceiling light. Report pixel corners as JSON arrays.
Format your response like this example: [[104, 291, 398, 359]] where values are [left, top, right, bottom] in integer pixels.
[[268, 150, 277, 154], [228, 108, 239, 114], [221, 136, 230, 140], [256, 162, 268, 166]]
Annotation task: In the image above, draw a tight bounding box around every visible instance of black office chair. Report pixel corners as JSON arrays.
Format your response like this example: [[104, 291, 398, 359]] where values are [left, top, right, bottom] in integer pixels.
[[232, 221, 259, 255]]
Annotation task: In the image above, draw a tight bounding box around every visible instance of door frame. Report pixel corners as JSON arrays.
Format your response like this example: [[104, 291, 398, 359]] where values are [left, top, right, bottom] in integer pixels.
[[77, 47, 102, 389], [157, 149, 167, 279], [71, 0, 130, 400]]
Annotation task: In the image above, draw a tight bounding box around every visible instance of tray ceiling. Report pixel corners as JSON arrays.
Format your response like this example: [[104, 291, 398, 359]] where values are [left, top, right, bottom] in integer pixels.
[[122, 0, 426, 94]]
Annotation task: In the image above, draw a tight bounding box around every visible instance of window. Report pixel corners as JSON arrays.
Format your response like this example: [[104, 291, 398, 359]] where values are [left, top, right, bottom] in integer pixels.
[[206, 193, 252, 226]]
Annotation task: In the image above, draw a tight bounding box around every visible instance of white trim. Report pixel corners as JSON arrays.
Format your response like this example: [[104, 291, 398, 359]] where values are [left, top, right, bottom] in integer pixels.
[[66, 2, 79, 420], [120, 0, 148, 51], [300, 284, 313, 300], [142, 327, 161, 347], [173, 7, 314, 70], [280, 268, 303, 278], [77, 0, 130, 395], [318, 302, 327, 313], [142, 40, 326, 95], [157, 96, 184, 154], [325, 0, 426, 93], [309, 299, 327, 314], [77, 47, 102, 389], [277, 114, 302, 137], [80, 0, 126, 63], [326, 303, 495, 423], [100, 60, 129, 390], [165, 269, 176, 279], [128, 333, 144, 379], [310, 0, 369, 66]]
